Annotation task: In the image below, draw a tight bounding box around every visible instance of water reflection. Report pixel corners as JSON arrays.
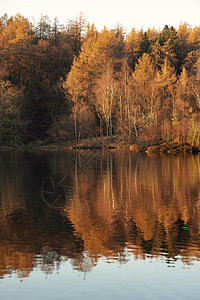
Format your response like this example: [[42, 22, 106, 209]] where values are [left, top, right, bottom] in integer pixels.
[[0, 150, 200, 279]]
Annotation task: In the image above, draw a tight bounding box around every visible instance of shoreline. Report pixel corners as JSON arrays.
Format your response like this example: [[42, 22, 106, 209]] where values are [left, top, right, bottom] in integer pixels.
[[0, 138, 199, 154]]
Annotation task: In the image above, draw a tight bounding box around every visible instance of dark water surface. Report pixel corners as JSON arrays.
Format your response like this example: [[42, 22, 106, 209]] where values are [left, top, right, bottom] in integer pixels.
[[0, 150, 200, 299]]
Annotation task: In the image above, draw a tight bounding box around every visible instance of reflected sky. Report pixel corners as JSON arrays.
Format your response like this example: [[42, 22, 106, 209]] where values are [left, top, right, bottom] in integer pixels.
[[1, 257, 200, 300]]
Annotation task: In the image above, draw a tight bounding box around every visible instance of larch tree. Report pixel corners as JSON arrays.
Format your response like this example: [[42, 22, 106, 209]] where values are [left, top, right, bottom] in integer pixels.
[[92, 63, 117, 138], [66, 13, 86, 57], [115, 61, 133, 139], [0, 63, 25, 144], [173, 67, 194, 140], [190, 56, 200, 110], [177, 23, 191, 69], [131, 53, 158, 141], [0, 14, 33, 91], [133, 53, 156, 115], [63, 26, 126, 139], [151, 25, 179, 71], [125, 28, 144, 70], [155, 59, 177, 140], [36, 15, 52, 40]]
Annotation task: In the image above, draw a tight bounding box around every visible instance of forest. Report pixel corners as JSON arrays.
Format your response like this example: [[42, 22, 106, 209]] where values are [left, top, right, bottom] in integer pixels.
[[0, 13, 200, 148]]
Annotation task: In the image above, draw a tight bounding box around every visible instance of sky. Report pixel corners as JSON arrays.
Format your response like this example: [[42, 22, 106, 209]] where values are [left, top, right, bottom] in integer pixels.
[[0, 0, 200, 32]]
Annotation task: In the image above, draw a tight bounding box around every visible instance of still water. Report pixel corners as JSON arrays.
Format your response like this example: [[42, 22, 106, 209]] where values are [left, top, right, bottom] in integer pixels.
[[0, 150, 200, 299]]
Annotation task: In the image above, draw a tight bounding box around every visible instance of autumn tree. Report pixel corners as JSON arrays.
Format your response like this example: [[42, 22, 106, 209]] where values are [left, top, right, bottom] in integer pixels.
[[172, 67, 195, 140], [176, 67, 192, 112], [155, 59, 177, 140], [125, 29, 144, 70], [187, 26, 200, 53], [66, 13, 86, 56], [177, 23, 192, 70], [0, 63, 26, 144], [63, 26, 125, 139], [186, 49, 200, 123], [151, 25, 179, 70], [138, 31, 151, 56], [65, 26, 125, 96], [36, 15, 52, 40], [131, 53, 159, 142], [63, 61, 86, 141], [115, 61, 133, 139], [0, 14, 33, 90], [92, 63, 117, 138]]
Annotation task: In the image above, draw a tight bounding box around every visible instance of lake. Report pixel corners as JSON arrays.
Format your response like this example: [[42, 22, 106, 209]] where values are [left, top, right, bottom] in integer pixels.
[[0, 150, 200, 299]]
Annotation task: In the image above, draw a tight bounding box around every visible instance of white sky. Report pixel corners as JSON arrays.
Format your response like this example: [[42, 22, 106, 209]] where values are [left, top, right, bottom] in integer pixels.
[[0, 0, 200, 32]]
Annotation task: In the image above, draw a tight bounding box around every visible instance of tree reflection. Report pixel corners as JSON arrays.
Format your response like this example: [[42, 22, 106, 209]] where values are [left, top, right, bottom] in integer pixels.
[[0, 150, 200, 279], [65, 151, 200, 266]]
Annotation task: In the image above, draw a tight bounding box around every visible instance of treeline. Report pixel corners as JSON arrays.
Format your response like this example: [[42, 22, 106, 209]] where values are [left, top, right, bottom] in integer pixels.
[[0, 13, 200, 147]]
